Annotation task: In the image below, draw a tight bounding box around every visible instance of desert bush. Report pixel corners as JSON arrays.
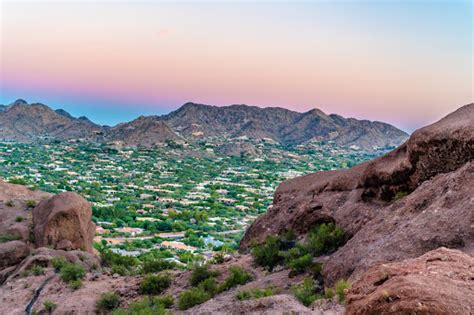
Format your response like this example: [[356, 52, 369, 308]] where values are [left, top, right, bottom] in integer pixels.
[[251, 235, 284, 271], [15, 216, 24, 222], [177, 287, 210, 310], [26, 200, 37, 208], [287, 253, 313, 274], [112, 264, 129, 276], [0, 234, 21, 243], [142, 258, 176, 274], [324, 287, 335, 299], [335, 279, 351, 303], [60, 263, 85, 283], [235, 287, 275, 301], [100, 247, 138, 275], [393, 191, 408, 201], [111, 296, 170, 315], [218, 267, 253, 292], [51, 256, 68, 271], [190, 264, 219, 286], [31, 265, 44, 276], [291, 277, 319, 307], [197, 277, 218, 296], [153, 295, 174, 309], [306, 223, 345, 256], [69, 279, 82, 290], [211, 252, 225, 264], [139, 274, 172, 295], [43, 300, 57, 314], [96, 292, 121, 313]]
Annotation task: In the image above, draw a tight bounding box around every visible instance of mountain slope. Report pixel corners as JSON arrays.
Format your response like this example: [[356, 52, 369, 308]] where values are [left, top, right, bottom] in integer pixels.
[[105, 115, 181, 147], [163, 102, 409, 149], [0, 100, 102, 142]]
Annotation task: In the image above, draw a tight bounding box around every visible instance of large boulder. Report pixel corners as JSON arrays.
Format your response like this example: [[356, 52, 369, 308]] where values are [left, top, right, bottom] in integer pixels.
[[0, 241, 30, 269], [33, 192, 95, 253], [346, 248, 474, 315]]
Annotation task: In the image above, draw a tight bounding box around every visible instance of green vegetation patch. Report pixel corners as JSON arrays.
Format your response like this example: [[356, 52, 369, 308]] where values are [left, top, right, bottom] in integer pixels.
[[96, 292, 121, 314], [0, 234, 21, 243], [235, 287, 275, 301], [139, 274, 172, 295]]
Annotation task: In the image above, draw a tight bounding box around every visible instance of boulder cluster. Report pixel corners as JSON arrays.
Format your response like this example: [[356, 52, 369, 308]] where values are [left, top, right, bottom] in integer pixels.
[[0, 185, 95, 284]]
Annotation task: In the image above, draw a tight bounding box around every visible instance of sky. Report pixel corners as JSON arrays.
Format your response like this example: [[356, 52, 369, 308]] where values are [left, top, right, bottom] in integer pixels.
[[0, 1, 472, 132]]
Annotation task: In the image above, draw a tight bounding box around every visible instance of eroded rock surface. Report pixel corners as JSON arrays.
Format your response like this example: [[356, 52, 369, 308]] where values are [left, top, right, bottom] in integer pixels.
[[241, 103, 474, 286], [346, 248, 474, 315], [33, 192, 95, 253]]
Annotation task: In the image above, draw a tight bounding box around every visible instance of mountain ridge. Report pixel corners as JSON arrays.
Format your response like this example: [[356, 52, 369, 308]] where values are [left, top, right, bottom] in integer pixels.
[[0, 99, 409, 150]]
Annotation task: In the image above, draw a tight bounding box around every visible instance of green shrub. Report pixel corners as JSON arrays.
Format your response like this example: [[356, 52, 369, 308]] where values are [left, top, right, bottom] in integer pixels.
[[5, 200, 14, 207], [235, 287, 275, 301], [211, 252, 225, 264], [153, 295, 174, 309], [324, 287, 335, 299], [69, 279, 82, 290], [0, 234, 21, 243], [190, 264, 219, 286], [142, 259, 176, 274], [100, 248, 138, 275], [112, 264, 129, 276], [292, 278, 319, 307], [287, 254, 313, 274], [177, 287, 210, 310], [218, 267, 253, 292], [306, 223, 345, 256], [60, 263, 85, 283], [139, 274, 172, 295], [197, 277, 218, 296], [251, 235, 284, 271], [15, 216, 24, 222], [43, 300, 57, 314], [96, 292, 121, 313], [111, 296, 170, 315], [31, 265, 44, 276], [51, 256, 68, 271], [393, 191, 408, 201], [310, 262, 323, 275], [334, 279, 351, 303], [26, 200, 37, 208], [8, 177, 27, 185]]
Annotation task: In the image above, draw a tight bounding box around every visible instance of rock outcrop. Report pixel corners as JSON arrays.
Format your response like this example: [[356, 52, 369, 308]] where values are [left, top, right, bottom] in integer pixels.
[[346, 248, 474, 315], [33, 192, 96, 253], [241, 103, 474, 286], [0, 241, 30, 269]]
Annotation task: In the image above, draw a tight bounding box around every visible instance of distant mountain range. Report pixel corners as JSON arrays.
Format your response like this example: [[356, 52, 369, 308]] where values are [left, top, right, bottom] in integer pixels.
[[0, 99, 409, 150]]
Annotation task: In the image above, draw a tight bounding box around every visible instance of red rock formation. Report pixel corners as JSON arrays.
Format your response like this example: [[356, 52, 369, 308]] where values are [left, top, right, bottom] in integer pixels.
[[33, 192, 96, 253], [0, 241, 30, 269], [346, 248, 474, 315], [241, 103, 474, 286]]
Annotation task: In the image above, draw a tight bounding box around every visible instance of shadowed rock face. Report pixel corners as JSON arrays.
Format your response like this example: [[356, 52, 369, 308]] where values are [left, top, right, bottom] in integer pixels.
[[346, 248, 474, 315], [241, 103, 474, 286], [33, 192, 96, 253]]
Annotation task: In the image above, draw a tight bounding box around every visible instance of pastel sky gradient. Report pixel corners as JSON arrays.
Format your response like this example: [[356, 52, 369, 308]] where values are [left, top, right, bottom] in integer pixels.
[[0, 1, 472, 131]]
